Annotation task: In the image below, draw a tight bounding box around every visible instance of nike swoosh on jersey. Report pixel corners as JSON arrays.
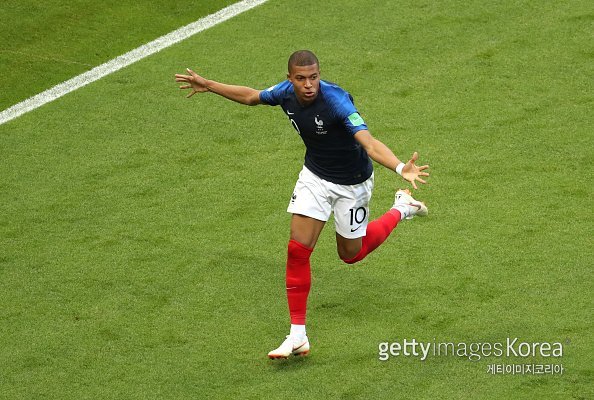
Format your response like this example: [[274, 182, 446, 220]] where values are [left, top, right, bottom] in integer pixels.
[[350, 226, 362, 232]]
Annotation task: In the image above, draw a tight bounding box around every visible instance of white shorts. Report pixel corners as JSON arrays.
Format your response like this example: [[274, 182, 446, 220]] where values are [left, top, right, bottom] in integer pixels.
[[287, 166, 374, 239]]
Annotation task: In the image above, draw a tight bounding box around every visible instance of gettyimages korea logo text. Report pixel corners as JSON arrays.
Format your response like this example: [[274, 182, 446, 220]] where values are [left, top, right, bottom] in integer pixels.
[[378, 337, 564, 362]]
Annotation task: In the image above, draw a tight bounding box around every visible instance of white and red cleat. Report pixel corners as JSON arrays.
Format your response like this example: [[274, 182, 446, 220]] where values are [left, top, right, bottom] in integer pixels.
[[392, 189, 428, 220], [268, 335, 310, 359]]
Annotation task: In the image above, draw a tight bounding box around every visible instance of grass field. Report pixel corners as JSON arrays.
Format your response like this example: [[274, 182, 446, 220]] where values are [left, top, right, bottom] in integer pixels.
[[1, 0, 593, 399]]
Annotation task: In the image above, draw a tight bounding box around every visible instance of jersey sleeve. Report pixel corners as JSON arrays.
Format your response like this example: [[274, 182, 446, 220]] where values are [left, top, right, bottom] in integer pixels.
[[343, 110, 368, 135], [324, 83, 368, 135], [259, 80, 291, 106]]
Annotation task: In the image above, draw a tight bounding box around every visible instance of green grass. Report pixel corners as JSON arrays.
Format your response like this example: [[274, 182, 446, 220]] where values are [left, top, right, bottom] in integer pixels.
[[0, 0, 238, 110], [1, 0, 593, 399]]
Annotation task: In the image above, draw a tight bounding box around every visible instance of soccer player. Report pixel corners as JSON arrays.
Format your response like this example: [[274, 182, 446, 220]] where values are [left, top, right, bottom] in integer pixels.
[[175, 50, 429, 359]]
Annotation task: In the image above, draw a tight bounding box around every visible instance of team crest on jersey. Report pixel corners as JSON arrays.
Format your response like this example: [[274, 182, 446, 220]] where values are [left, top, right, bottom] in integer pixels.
[[315, 115, 327, 135]]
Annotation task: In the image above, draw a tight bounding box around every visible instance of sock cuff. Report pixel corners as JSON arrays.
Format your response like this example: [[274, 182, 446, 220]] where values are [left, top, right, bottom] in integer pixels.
[[342, 252, 363, 264], [288, 239, 314, 255], [387, 208, 402, 223], [341, 245, 365, 264]]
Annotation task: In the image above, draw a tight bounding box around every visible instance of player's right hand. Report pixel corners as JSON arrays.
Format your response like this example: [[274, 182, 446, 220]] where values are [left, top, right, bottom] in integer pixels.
[[175, 68, 209, 98]]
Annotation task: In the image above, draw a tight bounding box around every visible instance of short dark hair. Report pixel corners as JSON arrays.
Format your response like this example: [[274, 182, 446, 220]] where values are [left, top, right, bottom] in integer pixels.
[[288, 50, 319, 72]]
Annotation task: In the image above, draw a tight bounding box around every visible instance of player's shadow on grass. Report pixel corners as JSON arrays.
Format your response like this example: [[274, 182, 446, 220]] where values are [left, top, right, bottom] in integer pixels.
[[268, 356, 311, 370]]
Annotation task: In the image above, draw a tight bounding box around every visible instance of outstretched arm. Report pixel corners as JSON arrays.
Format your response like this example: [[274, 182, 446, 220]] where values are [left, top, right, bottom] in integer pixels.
[[175, 68, 262, 106], [354, 130, 429, 189]]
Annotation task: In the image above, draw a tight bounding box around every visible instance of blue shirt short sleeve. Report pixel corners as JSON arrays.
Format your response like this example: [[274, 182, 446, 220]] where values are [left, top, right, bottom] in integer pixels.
[[321, 82, 368, 135], [259, 80, 292, 106]]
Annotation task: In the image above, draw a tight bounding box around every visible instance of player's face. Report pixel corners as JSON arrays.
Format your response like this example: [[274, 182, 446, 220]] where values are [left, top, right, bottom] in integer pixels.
[[287, 64, 320, 105]]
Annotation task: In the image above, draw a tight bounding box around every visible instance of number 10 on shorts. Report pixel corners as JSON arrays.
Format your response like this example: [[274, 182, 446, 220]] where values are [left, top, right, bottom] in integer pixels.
[[349, 207, 367, 226]]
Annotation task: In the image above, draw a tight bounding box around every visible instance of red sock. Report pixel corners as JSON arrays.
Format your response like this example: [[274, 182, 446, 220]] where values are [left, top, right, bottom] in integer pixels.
[[286, 239, 313, 325], [343, 209, 402, 264]]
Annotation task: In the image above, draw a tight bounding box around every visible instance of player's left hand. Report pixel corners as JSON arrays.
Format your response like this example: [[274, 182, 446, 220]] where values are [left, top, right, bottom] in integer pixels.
[[402, 152, 429, 189]]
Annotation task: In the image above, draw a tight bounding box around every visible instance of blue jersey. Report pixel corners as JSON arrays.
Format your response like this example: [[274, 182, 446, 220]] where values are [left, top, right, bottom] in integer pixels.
[[259, 80, 373, 185]]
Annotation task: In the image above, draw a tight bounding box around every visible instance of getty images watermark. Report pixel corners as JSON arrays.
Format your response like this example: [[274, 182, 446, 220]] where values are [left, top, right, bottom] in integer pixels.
[[378, 338, 565, 375]]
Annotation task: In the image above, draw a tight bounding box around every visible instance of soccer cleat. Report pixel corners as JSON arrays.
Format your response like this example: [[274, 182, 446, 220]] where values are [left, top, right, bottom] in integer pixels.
[[392, 189, 428, 220], [267, 335, 310, 359]]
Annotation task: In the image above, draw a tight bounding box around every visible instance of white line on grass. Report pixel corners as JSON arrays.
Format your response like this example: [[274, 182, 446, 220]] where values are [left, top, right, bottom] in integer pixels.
[[0, 0, 268, 126]]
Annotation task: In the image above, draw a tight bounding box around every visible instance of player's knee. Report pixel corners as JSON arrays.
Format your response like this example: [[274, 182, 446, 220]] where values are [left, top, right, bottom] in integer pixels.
[[336, 235, 363, 264], [338, 248, 360, 264], [288, 239, 313, 261]]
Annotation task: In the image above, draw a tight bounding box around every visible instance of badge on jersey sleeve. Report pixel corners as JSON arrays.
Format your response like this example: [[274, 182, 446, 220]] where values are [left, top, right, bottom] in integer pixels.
[[348, 112, 365, 126]]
